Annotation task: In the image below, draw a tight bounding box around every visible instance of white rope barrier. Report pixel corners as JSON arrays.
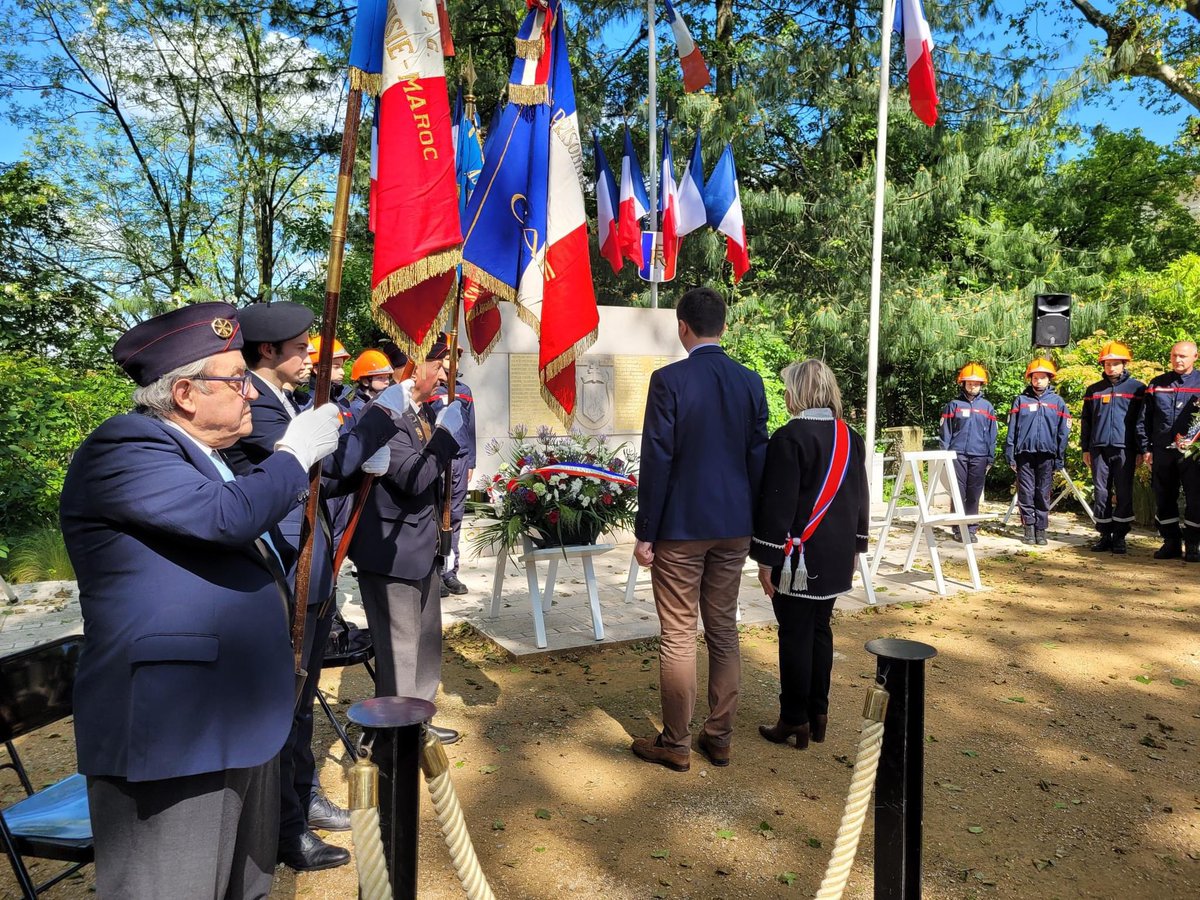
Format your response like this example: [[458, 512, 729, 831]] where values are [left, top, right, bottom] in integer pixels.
[[421, 729, 497, 900], [350, 806, 394, 900], [814, 685, 890, 900]]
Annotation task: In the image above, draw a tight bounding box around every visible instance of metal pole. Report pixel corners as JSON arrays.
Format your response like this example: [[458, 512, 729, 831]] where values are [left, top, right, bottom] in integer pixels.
[[348, 696, 437, 899], [865, 637, 937, 900], [647, 0, 659, 309], [865, 0, 896, 485]]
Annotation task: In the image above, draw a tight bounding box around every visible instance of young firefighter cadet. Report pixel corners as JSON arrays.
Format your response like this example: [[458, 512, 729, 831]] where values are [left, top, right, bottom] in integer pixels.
[[1141, 340, 1200, 561], [938, 363, 998, 543], [1005, 358, 1071, 546], [1080, 341, 1146, 555]]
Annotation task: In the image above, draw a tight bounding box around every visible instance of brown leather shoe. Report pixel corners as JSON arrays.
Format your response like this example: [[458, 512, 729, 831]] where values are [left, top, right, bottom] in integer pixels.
[[810, 715, 829, 743], [631, 734, 690, 772], [759, 719, 810, 749], [696, 732, 730, 767]]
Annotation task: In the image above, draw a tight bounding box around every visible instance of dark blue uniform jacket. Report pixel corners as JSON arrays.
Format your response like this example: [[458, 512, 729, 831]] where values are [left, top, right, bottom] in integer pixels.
[[1080, 372, 1146, 452], [60, 413, 307, 782], [635, 345, 769, 542], [938, 392, 998, 459], [431, 381, 477, 467], [1142, 369, 1200, 452], [1005, 385, 1071, 466]]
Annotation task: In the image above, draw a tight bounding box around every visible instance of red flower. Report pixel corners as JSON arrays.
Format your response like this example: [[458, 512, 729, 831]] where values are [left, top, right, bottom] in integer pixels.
[[601, 493, 614, 506], [547, 510, 560, 525], [507, 479, 519, 492], [524, 491, 537, 505]]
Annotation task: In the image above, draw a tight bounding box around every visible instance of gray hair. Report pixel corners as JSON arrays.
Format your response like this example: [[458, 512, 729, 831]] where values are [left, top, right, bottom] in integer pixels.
[[132, 357, 212, 419], [782, 358, 843, 419]]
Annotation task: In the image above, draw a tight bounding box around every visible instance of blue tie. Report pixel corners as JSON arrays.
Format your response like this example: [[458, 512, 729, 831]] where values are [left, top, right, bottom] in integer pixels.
[[210, 452, 285, 570]]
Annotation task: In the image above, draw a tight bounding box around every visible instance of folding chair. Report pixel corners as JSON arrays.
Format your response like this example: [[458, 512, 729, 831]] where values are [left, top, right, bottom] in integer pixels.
[[0, 636, 92, 898], [317, 612, 376, 759]]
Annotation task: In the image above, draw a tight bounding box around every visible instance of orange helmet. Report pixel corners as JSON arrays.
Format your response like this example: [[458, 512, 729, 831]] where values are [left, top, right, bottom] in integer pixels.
[[308, 335, 350, 363], [1025, 358, 1057, 379], [956, 363, 988, 384], [1098, 341, 1132, 363], [350, 349, 394, 381]]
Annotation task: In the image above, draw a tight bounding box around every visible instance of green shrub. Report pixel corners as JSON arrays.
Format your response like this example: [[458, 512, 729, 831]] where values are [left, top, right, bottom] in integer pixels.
[[3, 527, 74, 583]]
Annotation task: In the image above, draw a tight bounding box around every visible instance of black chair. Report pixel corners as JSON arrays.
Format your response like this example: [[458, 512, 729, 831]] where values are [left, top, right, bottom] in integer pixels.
[[0, 635, 92, 898], [318, 612, 376, 759]]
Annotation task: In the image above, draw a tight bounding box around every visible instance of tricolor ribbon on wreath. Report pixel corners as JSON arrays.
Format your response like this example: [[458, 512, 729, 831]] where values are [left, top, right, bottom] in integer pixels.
[[779, 420, 851, 595]]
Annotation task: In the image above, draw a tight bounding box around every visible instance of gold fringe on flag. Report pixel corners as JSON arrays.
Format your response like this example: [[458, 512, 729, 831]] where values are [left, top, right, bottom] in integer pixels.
[[514, 36, 544, 59], [513, 301, 541, 337], [507, 83, 549, 106], [538, 326, 599, 429], [461, 263, 517, 303], [368, 246, 462, 360], [463, 294, 502, 363], [349, 68, 383, 97]]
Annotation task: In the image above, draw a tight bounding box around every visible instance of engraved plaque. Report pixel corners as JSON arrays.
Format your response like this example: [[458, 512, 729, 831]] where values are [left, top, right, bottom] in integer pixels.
[[614, 355, 672, 431], [507, 353, 559, 432]]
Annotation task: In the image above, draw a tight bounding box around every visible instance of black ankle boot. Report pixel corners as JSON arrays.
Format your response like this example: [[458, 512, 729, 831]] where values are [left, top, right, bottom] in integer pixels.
[[1110, 534, 1127, 554], [1035, 529, 1048, 546], [1091, 533, 1113, 552], [1186, 543, 1200, 563], [1022, 525, 1035, 545], [1154, 542, 1183, 560]]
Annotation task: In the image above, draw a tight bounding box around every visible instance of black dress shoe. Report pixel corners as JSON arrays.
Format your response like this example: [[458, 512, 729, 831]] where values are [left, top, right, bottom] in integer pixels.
[[427, 723, 461, 744], [443, 574, 469, 595], [439, 580, 450, 597], [277, 830, 350, 872], [307, 793, 350, 831]]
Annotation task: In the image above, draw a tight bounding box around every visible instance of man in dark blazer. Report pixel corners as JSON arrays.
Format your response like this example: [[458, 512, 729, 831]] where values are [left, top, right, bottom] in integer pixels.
[[350, 334, 467, 744], [223, 302, 402, 872], [631, 287, 769, 771], [60, 302, 342, 897]]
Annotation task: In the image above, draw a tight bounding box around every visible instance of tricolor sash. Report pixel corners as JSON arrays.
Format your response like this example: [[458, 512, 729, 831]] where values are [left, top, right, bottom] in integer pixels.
[[780, 420, 851, 595]]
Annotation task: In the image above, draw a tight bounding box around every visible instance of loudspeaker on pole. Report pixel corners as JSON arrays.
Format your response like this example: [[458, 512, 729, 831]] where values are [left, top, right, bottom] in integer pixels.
[[1032, 293, 1072, 348]]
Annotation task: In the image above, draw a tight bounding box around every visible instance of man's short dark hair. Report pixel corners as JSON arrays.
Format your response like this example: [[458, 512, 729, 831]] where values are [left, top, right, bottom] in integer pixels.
[[242, 340, 285, 368], [676, 287, 727, 337]]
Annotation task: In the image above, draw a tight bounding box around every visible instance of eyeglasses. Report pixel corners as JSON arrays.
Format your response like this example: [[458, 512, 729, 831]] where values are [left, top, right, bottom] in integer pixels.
[[192, 372, 254, 398]]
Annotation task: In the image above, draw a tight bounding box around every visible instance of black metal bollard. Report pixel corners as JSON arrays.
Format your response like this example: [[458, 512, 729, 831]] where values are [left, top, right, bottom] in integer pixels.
[[865, 638, 937, 900], [347, 696, 437, 900]]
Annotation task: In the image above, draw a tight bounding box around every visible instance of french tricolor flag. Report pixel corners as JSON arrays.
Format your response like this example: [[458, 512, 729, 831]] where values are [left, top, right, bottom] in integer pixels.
[[703, 143, 750, 283], [663, 0, 711, 93], [657, 127, 680, 280], [617, 126, 650, 268], [896, 0, 938, 127], [676, 130, 707, 237], [593, 133, 622, 274]]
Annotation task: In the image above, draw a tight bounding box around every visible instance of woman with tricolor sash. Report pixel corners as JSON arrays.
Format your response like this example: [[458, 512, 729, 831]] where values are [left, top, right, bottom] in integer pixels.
[[751, 359, 869, 750]]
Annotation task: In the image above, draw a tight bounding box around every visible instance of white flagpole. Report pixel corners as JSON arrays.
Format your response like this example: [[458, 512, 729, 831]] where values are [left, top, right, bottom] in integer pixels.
[[865, 0, 896, 484], [648, 0, 659, 308]]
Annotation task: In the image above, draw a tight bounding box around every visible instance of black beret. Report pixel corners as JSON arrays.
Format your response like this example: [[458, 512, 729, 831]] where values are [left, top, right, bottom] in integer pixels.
[[428, 332, 462, 361], [113, 302, 242, 387], [238, 302, 315, 344]]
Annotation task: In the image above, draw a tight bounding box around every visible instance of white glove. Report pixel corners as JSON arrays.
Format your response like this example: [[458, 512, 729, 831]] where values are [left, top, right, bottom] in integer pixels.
[[435, 399, 465, 438], [275, 404, 340, 471], [375, 379, 414, 414], [361, 444, 390, 475]]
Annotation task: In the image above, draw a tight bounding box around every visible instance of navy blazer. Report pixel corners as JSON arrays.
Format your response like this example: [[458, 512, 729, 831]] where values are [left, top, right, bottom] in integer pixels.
[[223, 373, 398, 605], [350, 406, 459, 580], [635, 345, 769, 542], [60, 413, 307, 782]]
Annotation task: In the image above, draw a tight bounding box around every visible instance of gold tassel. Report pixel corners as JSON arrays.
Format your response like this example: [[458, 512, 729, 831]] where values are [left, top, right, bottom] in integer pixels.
[[508, 83, 549, 107], [349, 68, 382, 97], [514, 37, 544, 59], [513, 302, 541, 337], [540, 326, 598, 384]]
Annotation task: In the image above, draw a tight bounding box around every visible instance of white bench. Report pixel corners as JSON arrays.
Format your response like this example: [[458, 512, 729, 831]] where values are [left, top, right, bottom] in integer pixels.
[[871, 450, 987, 596], [489, 537, 614, 649]]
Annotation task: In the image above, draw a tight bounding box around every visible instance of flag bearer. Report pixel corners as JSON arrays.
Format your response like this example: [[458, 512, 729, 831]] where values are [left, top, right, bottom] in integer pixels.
[[938, 363, 998, 542], [1080, 341, 1146, 554], [1005, 359, 1071, 546]]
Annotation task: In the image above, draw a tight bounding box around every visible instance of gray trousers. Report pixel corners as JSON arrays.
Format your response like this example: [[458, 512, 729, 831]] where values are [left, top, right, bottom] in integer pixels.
[[359, 567, 443, 702], [87, 756, 279, 899]]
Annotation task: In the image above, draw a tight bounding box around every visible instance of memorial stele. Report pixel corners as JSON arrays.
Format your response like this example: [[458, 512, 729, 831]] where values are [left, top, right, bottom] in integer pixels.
[[456, 304, 687, 487]]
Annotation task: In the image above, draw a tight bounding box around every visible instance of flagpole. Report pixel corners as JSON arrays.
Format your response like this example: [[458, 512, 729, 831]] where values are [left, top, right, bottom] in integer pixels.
[[865, 0, 895, 487], [647, 0, 659, 309], [292, 85, 364, 684]]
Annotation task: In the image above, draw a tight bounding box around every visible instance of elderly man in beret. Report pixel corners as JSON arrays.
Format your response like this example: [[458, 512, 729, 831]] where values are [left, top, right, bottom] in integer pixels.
[[223, 302, 409, 872], [350, 333, 467, 744], [60, 302, 343, 897]]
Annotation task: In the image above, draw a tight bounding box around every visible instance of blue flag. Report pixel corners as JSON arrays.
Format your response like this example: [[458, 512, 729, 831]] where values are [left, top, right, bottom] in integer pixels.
[[453, 85, 485, 226], [348, 0, 388, 95]]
